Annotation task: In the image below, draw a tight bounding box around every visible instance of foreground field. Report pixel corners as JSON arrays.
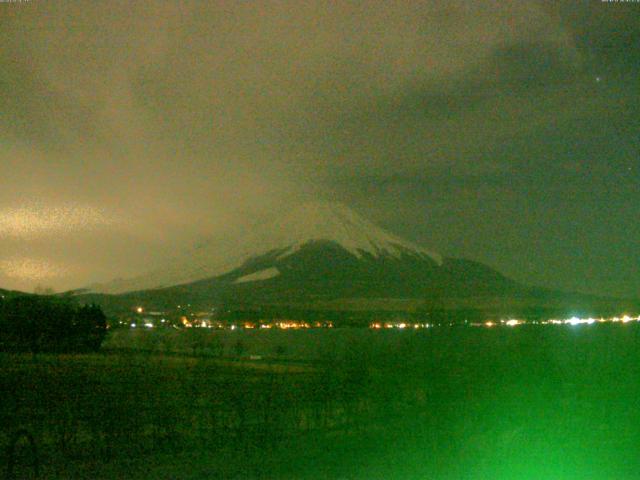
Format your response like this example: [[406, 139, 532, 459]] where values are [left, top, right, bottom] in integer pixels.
[[2, 324, 640, 479]]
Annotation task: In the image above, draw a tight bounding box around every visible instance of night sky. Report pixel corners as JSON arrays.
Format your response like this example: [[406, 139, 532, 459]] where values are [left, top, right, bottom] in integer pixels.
[[0, 1, 638, 297]]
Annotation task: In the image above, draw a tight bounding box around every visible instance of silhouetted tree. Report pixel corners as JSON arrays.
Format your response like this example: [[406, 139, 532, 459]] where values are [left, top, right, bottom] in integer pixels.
[[0, 295, 107, 352], [33, 285, 56, 295], [73, 304, 107, 351]]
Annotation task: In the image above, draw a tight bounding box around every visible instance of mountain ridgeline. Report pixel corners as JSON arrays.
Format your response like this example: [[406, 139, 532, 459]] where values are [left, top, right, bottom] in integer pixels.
[[76, 202, 638, 321]]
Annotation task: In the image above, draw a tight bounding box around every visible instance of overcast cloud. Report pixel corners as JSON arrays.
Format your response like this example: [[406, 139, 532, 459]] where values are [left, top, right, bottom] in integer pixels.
[[0, 1, 638, 296]]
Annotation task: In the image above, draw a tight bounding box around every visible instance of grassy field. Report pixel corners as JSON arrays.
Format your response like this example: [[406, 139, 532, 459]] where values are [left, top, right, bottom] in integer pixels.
[[2, 324, 640, 479]]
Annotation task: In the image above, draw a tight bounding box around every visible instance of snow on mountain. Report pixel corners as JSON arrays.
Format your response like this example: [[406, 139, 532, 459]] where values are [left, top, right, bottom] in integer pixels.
[[234, 267, 280, 284], [86, 201, 441, 294], [266, 202, 441, 262]]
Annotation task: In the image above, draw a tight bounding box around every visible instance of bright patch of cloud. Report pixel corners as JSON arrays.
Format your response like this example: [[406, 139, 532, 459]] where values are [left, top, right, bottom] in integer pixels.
[[0, 204, 117, 238], [0, 257, 70, 281]]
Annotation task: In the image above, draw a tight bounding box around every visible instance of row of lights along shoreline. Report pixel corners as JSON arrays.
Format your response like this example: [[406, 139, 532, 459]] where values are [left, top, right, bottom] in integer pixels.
[[120, 306, 639, 330]]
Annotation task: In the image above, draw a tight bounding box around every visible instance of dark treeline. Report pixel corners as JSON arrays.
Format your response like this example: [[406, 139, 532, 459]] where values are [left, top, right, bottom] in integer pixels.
[[0, 295, 107, 353]]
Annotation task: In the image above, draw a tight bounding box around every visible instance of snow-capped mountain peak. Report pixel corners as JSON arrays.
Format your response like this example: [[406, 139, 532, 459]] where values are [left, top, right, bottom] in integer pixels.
[[268, 201, 441, 262], [86, 201, 441, 294]]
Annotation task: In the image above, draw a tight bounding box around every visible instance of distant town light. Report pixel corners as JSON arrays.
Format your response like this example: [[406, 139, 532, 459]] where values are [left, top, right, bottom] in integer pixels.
[[566, 317, 581, 326]]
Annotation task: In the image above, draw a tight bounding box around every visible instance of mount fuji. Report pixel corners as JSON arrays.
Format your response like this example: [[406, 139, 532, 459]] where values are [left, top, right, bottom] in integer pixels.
[[78, 202, 535, 312], [88, 202, 447, 295]]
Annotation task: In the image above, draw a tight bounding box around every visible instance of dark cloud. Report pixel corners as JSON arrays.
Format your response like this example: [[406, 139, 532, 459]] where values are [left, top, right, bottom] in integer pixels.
[[0, 0, 637, 296]]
